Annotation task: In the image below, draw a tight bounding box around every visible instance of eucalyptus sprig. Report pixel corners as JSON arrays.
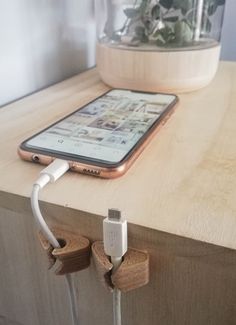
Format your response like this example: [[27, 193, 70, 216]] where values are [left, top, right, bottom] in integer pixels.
[[111, 0, 225, 47]]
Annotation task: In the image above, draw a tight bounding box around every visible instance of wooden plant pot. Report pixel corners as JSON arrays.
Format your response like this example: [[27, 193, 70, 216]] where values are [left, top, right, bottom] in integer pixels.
[[96, 43, 221, 93]]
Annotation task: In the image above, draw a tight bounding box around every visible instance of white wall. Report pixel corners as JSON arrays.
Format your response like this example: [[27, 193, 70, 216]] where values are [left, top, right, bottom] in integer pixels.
[[220, 0, 236, 61], [0, 0, 96, 107]]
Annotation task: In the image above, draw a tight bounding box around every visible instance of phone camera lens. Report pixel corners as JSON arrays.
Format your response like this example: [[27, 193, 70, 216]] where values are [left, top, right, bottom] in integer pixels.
[[32, 155, 40, 162]]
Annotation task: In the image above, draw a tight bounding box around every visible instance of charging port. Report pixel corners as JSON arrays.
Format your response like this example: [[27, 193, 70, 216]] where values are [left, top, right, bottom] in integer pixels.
[[32, 155, 40, 163]]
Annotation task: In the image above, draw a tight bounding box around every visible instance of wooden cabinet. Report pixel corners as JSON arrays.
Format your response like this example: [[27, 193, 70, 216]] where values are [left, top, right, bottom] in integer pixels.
[[0, 63, 236, 325]]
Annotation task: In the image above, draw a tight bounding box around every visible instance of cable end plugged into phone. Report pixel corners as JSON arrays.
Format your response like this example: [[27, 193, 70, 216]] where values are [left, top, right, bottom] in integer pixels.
[[34, 159, 70, 188], [30, 158, 80, 325], [39, 159, 70, 183]]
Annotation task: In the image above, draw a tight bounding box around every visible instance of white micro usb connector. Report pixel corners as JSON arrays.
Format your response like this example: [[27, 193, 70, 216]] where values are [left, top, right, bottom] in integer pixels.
[[103, 209, 128, 259], [103, 209, 127, 325]]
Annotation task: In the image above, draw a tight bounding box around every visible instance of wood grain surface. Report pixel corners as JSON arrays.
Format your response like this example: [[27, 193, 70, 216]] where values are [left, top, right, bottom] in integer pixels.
[[92, 241, 149, 292], [96, 43, 220, 93], [1, 63, 236, 325], [38, 227, 90, 275], [0, 205, 236, 325], [0, 63, 236, 249]]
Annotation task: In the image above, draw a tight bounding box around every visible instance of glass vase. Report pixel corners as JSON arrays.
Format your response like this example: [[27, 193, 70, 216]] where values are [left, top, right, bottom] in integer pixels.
[[95, 0, 225, 92]]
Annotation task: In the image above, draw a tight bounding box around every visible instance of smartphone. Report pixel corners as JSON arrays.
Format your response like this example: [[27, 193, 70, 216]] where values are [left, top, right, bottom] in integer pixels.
[[18, 89, 178, 178]]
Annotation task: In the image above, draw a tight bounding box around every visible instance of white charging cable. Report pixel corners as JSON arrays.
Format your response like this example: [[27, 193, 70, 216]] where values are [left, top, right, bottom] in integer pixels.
[[103, 209, 128, 325], [30, 159, 79, 325]]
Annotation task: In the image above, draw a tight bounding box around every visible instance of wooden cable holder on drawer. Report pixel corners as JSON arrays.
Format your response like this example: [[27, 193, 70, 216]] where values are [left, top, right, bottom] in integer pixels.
[[38, 227, 91, 275], [92, 241, 149, 292]]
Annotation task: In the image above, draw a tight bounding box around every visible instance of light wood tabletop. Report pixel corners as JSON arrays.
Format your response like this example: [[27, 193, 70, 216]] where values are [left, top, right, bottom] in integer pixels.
[[1, 62, 236, 250]]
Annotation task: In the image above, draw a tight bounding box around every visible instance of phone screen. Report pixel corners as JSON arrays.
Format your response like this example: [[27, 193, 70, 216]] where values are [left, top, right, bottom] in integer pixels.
[[23, 89, 177, 165]]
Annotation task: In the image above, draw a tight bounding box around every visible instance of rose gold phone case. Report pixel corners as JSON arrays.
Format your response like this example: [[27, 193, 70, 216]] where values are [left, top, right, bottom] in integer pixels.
[[18, 96, 178, 179]]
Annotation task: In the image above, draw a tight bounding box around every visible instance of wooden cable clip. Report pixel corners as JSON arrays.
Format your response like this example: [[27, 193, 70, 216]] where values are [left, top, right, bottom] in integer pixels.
[[38, 227, 90, 275], [92, 241, 149, 292]]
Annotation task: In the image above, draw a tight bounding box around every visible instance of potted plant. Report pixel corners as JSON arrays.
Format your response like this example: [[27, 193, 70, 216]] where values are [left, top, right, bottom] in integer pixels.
[[95, 0, 225, 92]]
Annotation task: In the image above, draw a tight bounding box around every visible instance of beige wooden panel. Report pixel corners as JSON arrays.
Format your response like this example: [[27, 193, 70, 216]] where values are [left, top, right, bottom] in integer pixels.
[[97, 43, 220, 93], [1, 203, 236, 325]]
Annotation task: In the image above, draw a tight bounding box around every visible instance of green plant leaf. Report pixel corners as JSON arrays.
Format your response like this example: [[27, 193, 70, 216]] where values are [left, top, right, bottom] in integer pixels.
[[172, 0, 181, 9], [120, 0, 220, 48], [141, 34, 149, 43], [140, 0, 149, 14], [156, 39, 165, 46], [185, 10, 196, 28], [135, 26, 149, 43], [151, 5, 161, 20], [135, 25, 149, 42], [143, 19, 152, 31], [159, 0, 174, 10], [163, 16, 179, 22], [202, 17, 212, 33], [174, 20, 193, 43], [155, 25, 175, 44], [208, 2, 218, 15], [123, 8, 140, 18], [135, 26, 146, 36]]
